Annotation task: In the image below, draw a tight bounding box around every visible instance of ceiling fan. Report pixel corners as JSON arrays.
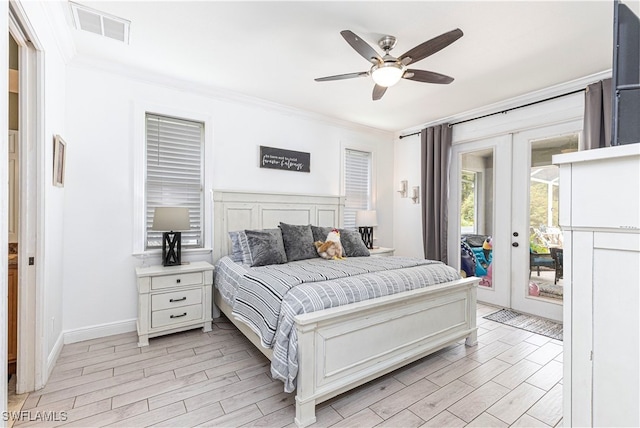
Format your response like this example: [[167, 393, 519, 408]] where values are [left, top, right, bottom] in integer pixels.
[[315, 28, 463, 100]]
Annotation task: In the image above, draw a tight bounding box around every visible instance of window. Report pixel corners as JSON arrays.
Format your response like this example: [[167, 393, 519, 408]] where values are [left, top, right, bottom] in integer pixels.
[[461, 170, 477, 234], [344, 148, 372, 229], [145, 114, 204, 249]]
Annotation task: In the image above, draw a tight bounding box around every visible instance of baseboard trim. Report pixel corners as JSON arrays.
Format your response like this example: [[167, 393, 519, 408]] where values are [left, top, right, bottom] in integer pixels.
[[63, 319, 137, 345], [46, 332, 64, 383]]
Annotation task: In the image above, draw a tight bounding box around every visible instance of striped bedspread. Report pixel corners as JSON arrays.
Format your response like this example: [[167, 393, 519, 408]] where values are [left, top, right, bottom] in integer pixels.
[[214, 256, 460, 392]]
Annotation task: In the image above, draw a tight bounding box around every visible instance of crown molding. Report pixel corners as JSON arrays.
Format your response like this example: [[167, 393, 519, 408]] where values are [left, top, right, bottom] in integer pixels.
[[67, 56, 394, 139]]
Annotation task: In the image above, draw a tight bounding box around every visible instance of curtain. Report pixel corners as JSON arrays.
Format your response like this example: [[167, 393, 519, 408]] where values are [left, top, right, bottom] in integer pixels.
[[583, 78, 612, 150], [421, 124, 452, 263]]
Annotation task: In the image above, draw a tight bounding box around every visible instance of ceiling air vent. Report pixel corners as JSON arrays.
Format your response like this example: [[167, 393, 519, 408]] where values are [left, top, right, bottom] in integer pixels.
[[70, 2, 130, 44]]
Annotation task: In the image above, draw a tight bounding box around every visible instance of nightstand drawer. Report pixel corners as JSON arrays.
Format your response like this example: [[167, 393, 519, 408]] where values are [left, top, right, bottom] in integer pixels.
[[151, 272, 203, 290], [152, 304, 203, 328], [151, 289, 201, 311]]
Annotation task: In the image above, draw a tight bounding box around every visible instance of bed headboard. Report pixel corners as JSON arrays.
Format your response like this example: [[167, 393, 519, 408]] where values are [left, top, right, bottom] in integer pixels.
[[212, 190, 345, 262]]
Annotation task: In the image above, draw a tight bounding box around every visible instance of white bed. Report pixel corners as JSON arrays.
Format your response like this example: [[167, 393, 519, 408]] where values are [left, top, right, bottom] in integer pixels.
[[212, 190, 478, 427]]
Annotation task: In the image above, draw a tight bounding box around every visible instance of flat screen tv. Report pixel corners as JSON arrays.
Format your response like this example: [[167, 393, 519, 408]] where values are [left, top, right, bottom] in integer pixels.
[[611, 0, 640, 145]]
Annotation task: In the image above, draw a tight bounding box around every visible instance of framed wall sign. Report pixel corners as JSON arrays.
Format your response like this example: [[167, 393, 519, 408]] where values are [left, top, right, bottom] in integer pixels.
[[53, 134, 66, 187], [260, 146, 310, 173]]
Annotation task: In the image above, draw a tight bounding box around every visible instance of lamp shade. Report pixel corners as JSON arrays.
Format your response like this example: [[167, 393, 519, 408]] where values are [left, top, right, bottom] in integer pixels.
[[152, 207, 190, 231], [355, 210, 378, 227]]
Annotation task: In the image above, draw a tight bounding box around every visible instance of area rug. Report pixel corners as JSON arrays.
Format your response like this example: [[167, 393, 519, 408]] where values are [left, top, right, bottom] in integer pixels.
[[483, 309, 563, 341]]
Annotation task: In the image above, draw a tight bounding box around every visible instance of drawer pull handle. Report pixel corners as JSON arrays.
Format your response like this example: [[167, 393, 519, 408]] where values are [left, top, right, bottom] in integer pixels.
[[176, 279, 181, 283], [170, 313, 187, 319], [170, 297, 187, 303]]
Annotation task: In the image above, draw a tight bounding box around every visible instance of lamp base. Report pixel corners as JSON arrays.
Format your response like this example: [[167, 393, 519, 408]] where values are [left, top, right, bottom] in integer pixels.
[[358, 226, 374, 250], [162, 231, 182, 266]]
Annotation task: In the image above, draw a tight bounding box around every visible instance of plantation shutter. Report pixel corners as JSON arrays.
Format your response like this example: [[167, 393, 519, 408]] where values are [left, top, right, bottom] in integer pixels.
[[146, 114, 204, 249], [344, 149, 371, 229]]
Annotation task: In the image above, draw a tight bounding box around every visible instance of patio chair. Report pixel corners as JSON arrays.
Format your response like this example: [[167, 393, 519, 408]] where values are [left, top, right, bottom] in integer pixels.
[[550, 247, 563, 284], [530, 247, 555, 277]]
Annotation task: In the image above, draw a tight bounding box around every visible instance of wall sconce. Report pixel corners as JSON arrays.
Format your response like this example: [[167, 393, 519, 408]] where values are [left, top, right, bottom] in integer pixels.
[[411, 186, 420, 204], [397, 180, 408, 198]]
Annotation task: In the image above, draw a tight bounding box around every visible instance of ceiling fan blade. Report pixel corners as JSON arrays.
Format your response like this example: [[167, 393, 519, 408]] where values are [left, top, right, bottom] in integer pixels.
[[403, 69, 454, 84], [314, 71, 369, 82], [372, 84, 387, 101], [341, 30, 382, 64], [399, 28, 463, 66]]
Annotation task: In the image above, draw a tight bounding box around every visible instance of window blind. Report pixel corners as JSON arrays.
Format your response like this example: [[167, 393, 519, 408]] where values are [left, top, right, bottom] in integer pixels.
[[344, 149, 371, 229], [146, 114, 204, 249]]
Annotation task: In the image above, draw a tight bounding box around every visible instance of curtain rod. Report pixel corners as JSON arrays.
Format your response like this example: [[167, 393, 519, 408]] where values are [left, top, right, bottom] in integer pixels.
[[398, 87, 586, 139]]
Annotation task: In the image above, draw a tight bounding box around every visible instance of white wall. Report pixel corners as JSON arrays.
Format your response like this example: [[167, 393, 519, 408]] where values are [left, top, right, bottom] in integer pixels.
[[41, 25, 68, 367], [393, 134, 424, 257], [61, 64, 394, 336]]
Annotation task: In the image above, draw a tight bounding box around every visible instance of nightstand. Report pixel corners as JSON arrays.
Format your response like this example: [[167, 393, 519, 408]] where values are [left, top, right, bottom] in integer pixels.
[[135, 261, 214, 347], [369, 247, 395, 257]]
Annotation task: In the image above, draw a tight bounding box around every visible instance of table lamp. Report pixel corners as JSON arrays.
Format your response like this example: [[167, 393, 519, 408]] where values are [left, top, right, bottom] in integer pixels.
[[355, 210, 378, 249], [152, 207, 190, 266]]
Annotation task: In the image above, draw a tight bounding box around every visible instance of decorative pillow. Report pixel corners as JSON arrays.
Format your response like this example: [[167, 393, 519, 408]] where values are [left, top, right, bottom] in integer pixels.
[[311, 226, 333, 243], [337, 229, 370, 257], [227, 230, 245, 263], [278, 222, 317, 262], [244, 229, 287, 267]]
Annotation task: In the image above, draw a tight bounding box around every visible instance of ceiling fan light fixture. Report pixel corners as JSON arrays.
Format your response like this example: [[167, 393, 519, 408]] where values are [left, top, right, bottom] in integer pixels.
[[371, 63, 404, 87]]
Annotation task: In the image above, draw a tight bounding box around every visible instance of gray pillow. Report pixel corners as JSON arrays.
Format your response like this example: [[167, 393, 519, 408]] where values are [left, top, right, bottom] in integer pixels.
[[339, 229, 370, 257], [244, 229, 287, 267], [228, 230, 245, 262], [311, 225, 333, 243], [279, 223, 317, 262], [311, 226, 370, 257]]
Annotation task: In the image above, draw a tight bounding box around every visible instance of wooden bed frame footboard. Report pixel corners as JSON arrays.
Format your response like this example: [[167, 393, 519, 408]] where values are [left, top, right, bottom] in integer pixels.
[[293, 276, 478, 427]]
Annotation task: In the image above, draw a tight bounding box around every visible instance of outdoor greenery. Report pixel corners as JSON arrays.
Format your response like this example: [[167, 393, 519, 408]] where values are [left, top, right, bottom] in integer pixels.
[[461, 171, 476, 229], [529, 181, 550, 230], [460, 166, 561, 250]]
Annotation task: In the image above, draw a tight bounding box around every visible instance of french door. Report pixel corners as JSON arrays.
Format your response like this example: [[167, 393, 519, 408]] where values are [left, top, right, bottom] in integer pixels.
[[450, 120, 581, 321]]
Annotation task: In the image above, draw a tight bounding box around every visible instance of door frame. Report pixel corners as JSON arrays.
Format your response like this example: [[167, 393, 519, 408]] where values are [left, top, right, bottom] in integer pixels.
[[9, 1, 46, 394]]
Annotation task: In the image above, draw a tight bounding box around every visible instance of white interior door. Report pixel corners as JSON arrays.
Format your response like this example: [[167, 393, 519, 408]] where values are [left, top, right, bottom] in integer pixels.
[[510, 121, 581, 321], [450, 135, 512, 308]]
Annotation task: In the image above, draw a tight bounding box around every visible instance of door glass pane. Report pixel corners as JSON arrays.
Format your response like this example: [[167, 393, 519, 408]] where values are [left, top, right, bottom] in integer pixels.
[[528, 134, 578, 300], [460, 149, 494, 289]]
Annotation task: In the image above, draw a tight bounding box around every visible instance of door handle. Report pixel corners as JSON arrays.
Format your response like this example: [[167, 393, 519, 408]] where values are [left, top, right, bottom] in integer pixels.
[[512, 242, 519, 247]]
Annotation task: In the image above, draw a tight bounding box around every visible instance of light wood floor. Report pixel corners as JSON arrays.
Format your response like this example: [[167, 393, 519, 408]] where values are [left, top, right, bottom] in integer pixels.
[[10, 304, 563, 427]]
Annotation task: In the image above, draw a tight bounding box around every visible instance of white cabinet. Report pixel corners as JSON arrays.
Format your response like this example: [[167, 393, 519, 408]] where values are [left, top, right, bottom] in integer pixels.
[[554, 144, 640, 427], [135, 261, 214, 346]]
